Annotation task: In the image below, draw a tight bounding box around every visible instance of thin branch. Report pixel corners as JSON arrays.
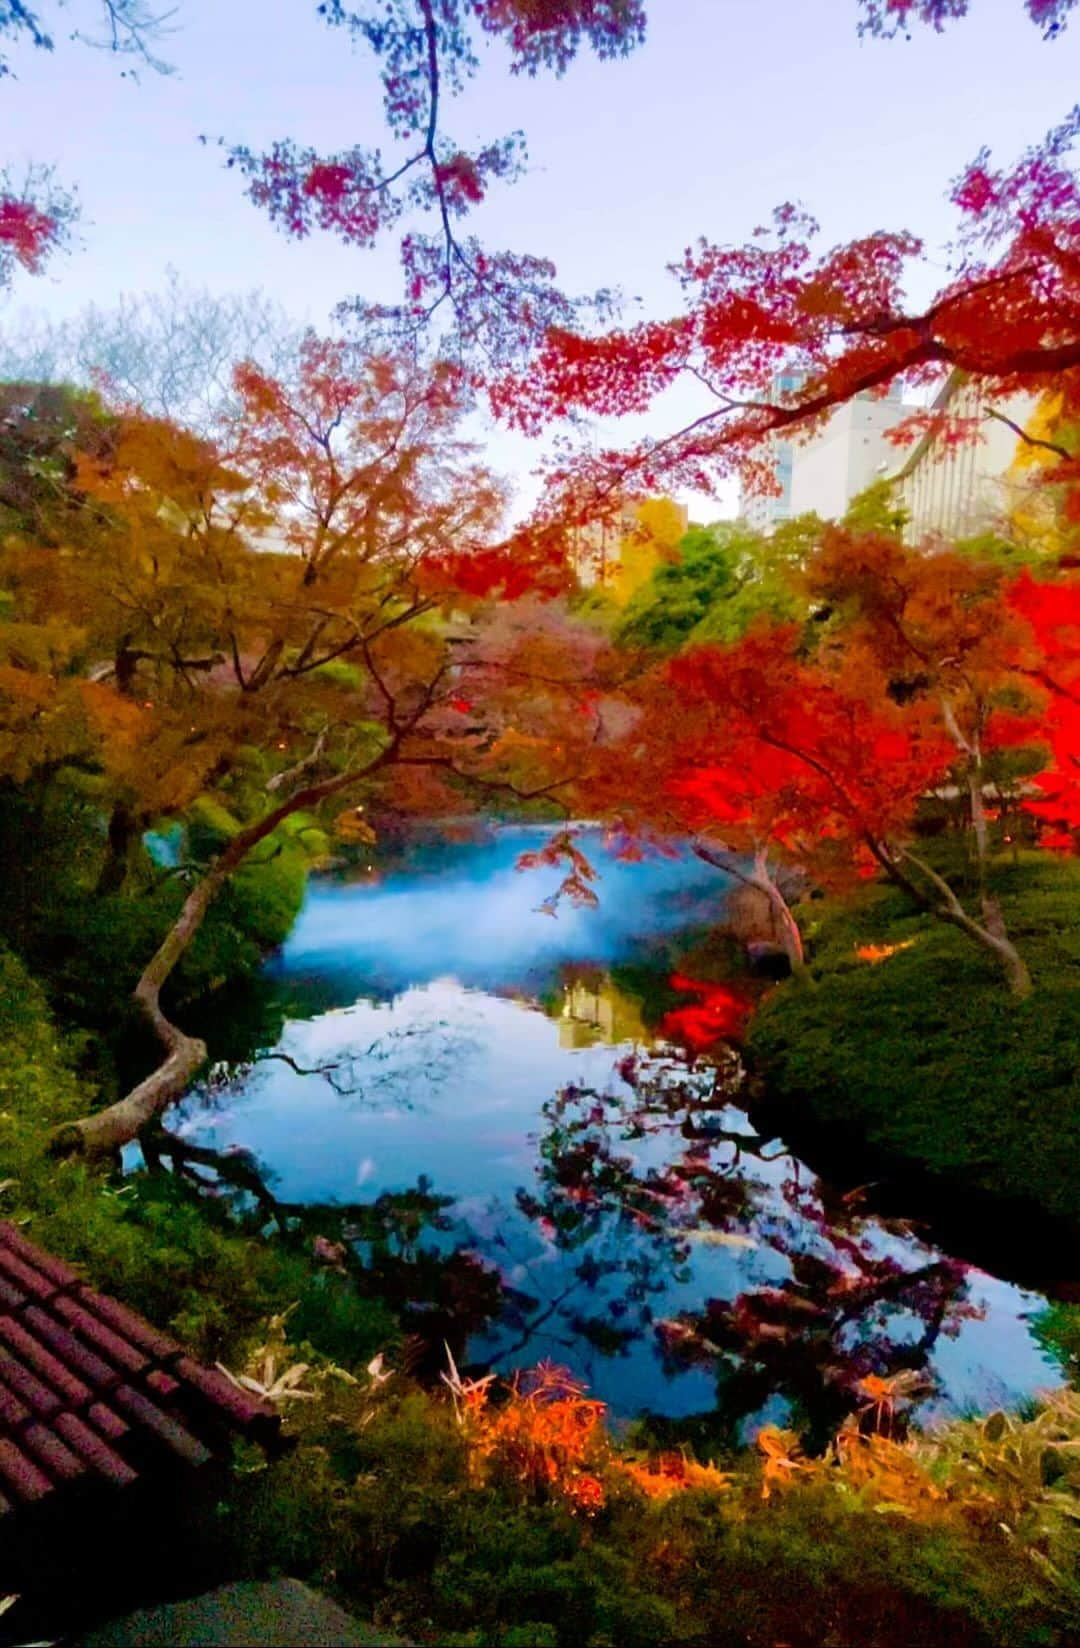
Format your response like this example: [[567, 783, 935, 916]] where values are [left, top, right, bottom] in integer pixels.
[[985, 407, 1071, 462], [265, 726, 331, 794]]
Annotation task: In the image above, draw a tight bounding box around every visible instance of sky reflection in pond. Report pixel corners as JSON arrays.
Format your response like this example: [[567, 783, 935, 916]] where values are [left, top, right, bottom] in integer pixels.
[[176, 830, 1062, 1434]]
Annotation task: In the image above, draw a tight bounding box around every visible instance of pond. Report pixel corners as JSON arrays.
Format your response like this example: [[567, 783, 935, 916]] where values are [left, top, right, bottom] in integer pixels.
[[171, 826, 1064, 1442]]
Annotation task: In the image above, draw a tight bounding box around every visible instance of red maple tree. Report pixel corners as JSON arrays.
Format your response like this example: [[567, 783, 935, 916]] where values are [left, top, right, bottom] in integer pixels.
[[1007, 570, 1080, 848], [0, 173, 75, 292], [505, 106, 1080, 521], [211, 2, 1078, 534]]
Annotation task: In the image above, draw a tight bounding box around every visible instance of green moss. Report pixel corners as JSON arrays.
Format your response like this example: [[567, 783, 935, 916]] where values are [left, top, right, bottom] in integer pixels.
[[747, 853, 1080, 1228], [1033, 1305, 1080, 1387]]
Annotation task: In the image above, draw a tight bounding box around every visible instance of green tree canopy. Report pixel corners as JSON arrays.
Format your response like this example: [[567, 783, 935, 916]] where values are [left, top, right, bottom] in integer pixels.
[[614, 516, 820, 656]]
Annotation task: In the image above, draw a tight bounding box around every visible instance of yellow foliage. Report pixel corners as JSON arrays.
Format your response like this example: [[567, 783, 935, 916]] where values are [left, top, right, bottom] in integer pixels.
[[610, 497, 689, 604], [1005, 392, 1079, 561], [334, 809, 378, 846], [0, 619, 86, 673], [756, 1425, 813, 1499], [1008, 393, 1065, 474], [832, 1423, 947, 1520], [76, 680, 146, 748]]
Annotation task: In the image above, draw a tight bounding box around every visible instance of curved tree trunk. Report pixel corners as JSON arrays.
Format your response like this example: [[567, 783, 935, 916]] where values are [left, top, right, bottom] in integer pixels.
[[750, 846, 808, 980], [53, 750, 396, 1158], [888, 845, 1033, 998], [693, 840, 811, 984]]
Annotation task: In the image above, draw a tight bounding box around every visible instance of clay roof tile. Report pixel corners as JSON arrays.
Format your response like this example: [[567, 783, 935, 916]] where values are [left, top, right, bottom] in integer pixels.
[[0, 1227, 280, 1518]]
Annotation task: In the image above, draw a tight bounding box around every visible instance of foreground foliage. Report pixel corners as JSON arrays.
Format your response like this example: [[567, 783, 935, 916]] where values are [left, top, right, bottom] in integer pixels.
[[208, 1347, 1079, 1648]]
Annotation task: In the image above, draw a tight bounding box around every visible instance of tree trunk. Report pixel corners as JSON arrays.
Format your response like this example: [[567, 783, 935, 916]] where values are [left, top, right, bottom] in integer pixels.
[[750, 847, 809, 981], [938, 900, 1033, 996], [53, 749, 395, 1158], [114, 643, 140, 698], [941, 698, 1024, 971], [886, 845, 1033, 998], [95, 800, 142, 896], [692, 840, 811, 984]]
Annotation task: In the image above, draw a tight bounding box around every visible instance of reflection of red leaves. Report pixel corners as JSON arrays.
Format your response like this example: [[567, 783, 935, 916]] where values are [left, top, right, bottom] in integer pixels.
[[661, 974, 753, 1051]]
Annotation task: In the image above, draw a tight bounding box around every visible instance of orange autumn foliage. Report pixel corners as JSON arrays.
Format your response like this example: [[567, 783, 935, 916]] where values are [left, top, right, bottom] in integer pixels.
[[454, 1360, 733, 1515], [618, 1451, 732, 1503], [456, 1361, 609, 1512], [855, 940, 918, 963]]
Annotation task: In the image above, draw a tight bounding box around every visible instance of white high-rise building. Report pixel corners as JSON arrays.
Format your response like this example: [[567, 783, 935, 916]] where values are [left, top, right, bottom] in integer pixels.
[[890, 371, 1037, 542], [740, 376, 914, 530]]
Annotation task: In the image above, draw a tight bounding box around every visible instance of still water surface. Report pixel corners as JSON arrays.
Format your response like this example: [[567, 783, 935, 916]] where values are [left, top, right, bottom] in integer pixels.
[[175, 827, 1061, 1435]]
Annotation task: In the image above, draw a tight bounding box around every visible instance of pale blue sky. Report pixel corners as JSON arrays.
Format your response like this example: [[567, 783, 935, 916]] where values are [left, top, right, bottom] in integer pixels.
[[3, 0, 1078, 515]]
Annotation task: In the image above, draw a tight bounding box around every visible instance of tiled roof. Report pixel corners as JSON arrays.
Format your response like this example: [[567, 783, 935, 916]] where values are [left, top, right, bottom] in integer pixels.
[[0, 1221, 279, 1512]]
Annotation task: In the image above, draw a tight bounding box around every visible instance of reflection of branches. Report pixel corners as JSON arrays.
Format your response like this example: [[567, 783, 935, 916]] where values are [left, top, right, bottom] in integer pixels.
[[203, 1017, 479, 1109], [143, 1128, 301, 1234], [249, 1050, 362, 1097], [489, 1279, 581, 1368], [509, 1052, 979, 1440]]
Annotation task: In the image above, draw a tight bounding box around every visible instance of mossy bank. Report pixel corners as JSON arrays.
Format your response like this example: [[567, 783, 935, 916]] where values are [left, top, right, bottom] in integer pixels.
[[747, 852, 1080, 1245]]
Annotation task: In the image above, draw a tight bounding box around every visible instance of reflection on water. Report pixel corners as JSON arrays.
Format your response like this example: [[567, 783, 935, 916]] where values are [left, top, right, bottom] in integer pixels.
[[178, 828, 1062, 1433], [558, 976, 650, 1048]]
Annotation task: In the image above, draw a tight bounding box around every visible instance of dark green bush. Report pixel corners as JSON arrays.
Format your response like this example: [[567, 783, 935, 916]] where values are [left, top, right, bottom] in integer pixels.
[[748, 853, 1080, 1229], [211, 1378, 1071, 1647]]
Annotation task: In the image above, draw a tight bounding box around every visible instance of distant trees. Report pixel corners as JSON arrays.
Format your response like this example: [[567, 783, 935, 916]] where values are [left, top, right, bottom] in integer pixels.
[[614, 517, 819, 655], [0, 274, 300, 431], [586, 508, 1080, 994]]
